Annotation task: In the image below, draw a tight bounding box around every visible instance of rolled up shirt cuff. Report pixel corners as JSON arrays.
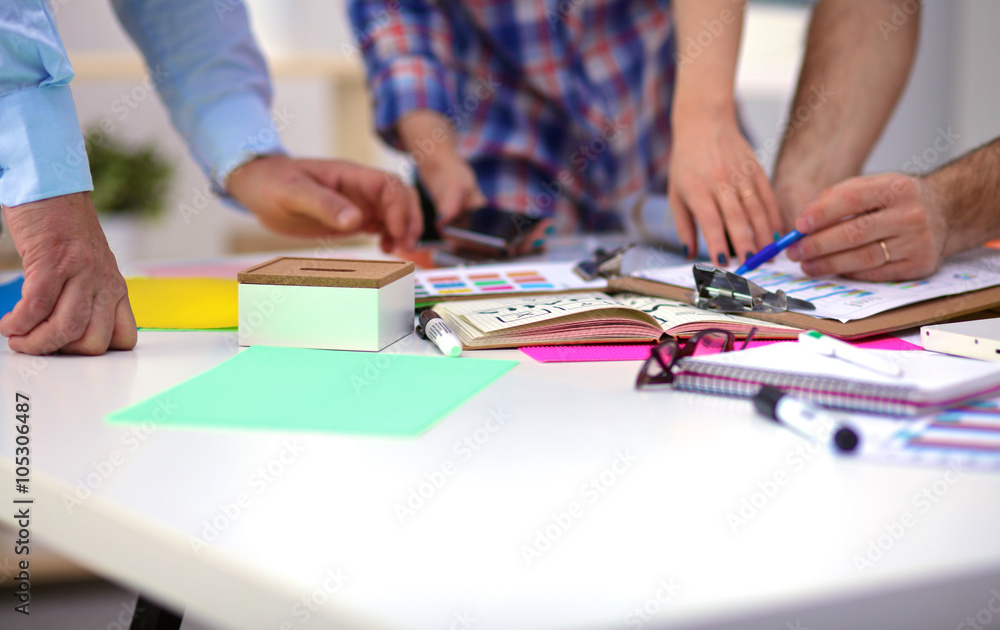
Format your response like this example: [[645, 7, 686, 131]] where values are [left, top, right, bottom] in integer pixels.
[[0, 85, 93, 207], [371, 56, 454, 149], [185, 92, 287, 195]]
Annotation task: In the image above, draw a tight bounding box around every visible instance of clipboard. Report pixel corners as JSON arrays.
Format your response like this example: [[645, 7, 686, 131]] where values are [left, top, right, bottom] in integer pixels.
[[609, 275, 1000, 340]]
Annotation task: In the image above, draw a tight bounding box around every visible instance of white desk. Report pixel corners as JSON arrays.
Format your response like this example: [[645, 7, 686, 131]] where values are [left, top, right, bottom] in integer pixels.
[[3, 304, 1000, 629]]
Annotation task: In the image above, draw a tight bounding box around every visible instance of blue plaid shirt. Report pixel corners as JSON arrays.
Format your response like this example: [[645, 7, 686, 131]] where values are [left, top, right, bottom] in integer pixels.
[[350, 0, 676, 231]]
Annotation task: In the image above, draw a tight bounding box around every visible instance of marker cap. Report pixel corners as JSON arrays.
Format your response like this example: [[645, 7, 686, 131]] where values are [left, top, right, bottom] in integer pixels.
[[753, 385, 785, 421]]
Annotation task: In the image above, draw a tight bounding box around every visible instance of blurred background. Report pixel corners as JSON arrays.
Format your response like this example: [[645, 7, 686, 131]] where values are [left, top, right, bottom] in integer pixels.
[[2, 0, 998, 270]]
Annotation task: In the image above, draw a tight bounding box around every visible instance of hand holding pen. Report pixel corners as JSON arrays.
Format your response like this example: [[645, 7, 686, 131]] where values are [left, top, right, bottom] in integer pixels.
[[734, 229, 807, 275]]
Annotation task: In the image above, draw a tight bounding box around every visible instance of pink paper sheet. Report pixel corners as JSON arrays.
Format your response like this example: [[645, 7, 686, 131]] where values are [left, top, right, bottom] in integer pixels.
[[519, 334, 922, 363], [135, 261, 254, 279]]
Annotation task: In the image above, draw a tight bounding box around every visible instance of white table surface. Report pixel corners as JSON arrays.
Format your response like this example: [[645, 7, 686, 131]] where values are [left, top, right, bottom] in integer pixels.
[[3, 257, 1000, 630]]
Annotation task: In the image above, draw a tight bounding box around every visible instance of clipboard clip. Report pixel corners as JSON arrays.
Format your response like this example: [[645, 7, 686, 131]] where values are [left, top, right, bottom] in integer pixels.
[[692, 263, 816, 314], [573, 243, 636, 281]]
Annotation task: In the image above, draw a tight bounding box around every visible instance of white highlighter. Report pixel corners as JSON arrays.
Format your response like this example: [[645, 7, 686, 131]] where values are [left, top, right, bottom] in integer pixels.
[[798, 330, 901, 377], [417, 310, 463, 357]]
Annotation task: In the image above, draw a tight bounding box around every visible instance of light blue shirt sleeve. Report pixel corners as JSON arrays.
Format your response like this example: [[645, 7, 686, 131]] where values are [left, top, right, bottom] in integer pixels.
[[0, 0, 285, 208], [111, 0, 286, 195], [0, 1, 93, 207]]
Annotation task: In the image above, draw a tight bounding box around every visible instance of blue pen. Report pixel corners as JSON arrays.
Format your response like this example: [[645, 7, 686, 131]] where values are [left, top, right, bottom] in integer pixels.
[[734, 230, 807, 275]]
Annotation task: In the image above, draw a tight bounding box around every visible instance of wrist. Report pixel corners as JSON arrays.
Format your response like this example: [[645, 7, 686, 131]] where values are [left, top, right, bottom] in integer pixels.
[[221, 152, 286, 195], [922, 173, 986, 258], [671, 91, 737, 125]]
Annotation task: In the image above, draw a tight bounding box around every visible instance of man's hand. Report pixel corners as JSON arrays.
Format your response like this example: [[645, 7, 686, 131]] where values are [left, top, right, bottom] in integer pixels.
[[396, 108, 547, 255], [668, 117, 783, 265], [226, 156, 423, 253], [786, 174, 948, 281], [0, 192, 137, 355]]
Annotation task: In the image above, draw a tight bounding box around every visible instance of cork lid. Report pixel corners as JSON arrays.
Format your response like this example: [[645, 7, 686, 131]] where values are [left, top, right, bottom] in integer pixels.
[[237, 257, 414, 288]]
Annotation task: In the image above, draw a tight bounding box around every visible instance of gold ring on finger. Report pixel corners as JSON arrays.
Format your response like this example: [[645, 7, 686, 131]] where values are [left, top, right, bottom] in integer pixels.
[[878, 240, 891, 265]]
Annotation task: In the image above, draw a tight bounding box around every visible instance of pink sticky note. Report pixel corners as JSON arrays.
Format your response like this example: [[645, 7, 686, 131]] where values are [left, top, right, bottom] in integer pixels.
[[520, 334, 921, 363], [520, 344, 655, 363], [135, 261, 254, 279]]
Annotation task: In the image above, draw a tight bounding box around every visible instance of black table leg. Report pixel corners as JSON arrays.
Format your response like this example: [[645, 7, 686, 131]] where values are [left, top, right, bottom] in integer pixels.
[[130, 594, 184, 630]]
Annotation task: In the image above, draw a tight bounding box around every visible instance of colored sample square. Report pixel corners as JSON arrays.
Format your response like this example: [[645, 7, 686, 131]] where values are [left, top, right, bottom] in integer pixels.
[[467, 273, 501, 280], [107, 346, 518, 437], [481, 285, 515, 291], [518, 283, 556, 289]]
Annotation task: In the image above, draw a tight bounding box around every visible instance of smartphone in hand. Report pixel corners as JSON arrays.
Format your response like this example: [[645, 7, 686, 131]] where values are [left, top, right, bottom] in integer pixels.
[[441, 205, 544, 258]]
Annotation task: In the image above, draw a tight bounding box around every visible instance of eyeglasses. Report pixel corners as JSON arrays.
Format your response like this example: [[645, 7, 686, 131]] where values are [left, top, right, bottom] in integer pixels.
[[635, 327, 757, 389]]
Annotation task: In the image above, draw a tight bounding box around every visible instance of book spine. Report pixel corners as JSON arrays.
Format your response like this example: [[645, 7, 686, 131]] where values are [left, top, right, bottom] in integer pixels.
[[672, 361, 918, 416]]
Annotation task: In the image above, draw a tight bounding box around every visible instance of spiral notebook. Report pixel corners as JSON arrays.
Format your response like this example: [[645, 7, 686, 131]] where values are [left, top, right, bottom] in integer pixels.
[[669, 343, 1000, 416]]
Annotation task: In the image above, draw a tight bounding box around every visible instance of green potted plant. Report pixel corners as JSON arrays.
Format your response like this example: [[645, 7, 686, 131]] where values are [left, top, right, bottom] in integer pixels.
[[85, 125, 173, 261]]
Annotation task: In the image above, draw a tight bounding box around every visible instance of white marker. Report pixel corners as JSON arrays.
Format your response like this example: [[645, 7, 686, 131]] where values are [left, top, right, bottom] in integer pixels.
[[417, 310, 463, 357], [753, 386, 860, 453], [798, 330, 902, 377]]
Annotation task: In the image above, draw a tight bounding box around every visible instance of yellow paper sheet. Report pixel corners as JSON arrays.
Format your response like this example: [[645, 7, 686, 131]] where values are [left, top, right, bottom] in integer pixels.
[[126, 277, 237, 329]]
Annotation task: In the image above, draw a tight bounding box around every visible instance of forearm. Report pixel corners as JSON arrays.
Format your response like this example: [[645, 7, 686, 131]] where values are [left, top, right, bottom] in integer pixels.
[[926, 137, 1000, 257], [396, 109, 460, 169], [671, 0, 746, 119], [774, 0, 919, 193], [111, 0, 284, 192]]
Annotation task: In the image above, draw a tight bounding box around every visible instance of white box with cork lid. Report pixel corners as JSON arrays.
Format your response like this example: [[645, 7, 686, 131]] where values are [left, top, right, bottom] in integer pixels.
[[237, 257, 415, 351]]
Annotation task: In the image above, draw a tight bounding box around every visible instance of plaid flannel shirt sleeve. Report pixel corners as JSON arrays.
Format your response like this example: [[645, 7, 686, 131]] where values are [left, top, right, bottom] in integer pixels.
[[348, 0, 456, 150]]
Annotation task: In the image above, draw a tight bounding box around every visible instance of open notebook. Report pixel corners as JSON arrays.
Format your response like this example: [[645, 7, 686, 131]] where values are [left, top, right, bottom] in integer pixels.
[[668, 343, 1000, 416], [432, 292, 801, 350]]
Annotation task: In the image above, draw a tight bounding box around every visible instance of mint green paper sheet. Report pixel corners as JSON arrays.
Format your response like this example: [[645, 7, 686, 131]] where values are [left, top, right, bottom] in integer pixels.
[[107, 346, 518, 437]]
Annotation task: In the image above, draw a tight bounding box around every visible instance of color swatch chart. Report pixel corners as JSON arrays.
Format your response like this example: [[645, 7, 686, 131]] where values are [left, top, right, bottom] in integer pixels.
[[415, 262, 607, 300], [861, 399, 1000, 471], [635, 248, 1000, 323]]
